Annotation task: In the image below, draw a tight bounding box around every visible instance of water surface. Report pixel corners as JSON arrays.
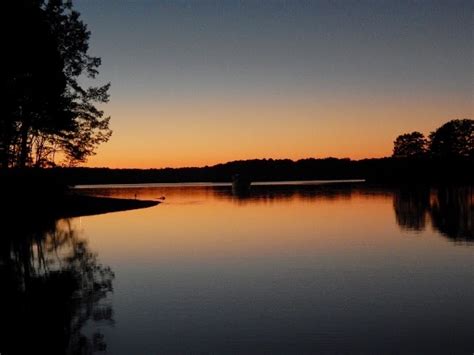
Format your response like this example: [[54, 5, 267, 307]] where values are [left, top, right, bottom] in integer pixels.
[[1, 183, 473, 354]]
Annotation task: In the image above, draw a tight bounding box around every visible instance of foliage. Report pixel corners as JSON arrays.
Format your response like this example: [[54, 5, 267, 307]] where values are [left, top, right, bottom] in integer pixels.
[[392, 131, 428, 157], [429, 119, 473, 158], [1, 0, 111, 168], [393, 119, 473, 159]]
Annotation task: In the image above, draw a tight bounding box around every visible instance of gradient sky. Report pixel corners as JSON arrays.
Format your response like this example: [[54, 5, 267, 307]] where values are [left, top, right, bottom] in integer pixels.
[[74, 0, 473, 168]]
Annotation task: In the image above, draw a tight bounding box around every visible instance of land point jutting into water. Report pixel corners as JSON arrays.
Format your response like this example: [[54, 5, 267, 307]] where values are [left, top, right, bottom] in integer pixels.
[[1, 1, 473, 354]]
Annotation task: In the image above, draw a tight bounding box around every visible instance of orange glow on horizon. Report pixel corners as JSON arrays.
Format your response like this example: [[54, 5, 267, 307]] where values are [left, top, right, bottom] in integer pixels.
[[84, 93, 473, 169]]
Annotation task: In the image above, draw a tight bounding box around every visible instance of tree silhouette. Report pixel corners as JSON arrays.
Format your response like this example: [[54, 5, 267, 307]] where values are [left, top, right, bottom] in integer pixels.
[[392, 131, 428, 158], [429, 119, 474, 158], [1, 0, 111, 168]]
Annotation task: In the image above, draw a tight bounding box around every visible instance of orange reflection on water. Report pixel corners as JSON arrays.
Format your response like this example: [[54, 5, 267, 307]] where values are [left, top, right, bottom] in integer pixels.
[[74, 185, 449, 266]]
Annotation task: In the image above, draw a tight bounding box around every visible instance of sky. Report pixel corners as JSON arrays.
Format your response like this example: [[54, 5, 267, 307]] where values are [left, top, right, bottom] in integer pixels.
[[74, 0, 473, 168]]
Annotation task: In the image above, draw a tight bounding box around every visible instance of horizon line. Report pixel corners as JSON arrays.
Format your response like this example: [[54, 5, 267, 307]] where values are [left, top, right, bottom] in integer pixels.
[[77, 155, 402, 170]]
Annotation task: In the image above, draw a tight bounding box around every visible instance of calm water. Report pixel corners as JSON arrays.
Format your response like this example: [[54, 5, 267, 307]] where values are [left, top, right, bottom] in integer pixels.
[[1, 183, 473, 354]]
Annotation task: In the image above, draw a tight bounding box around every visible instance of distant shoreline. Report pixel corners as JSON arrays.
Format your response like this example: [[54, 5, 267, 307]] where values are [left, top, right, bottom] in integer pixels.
[[1, 157, 473, 187], [73, 179, 366, 189]]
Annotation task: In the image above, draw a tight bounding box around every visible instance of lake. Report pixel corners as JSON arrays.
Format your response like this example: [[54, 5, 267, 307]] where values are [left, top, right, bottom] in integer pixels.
[[1, 182, 473, 354]]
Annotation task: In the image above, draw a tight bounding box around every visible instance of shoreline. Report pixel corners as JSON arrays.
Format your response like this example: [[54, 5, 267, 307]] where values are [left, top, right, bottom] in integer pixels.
[[58, 194, 160, 218], [4, 192, 160, 221], [73, 179, 366, 189]]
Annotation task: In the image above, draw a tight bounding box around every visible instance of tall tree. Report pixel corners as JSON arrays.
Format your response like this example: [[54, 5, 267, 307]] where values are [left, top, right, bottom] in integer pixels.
[[392, 131, 428, 158], [429, 119, 474, 158], [1, 0, 111, 168], [2, 0, 68, 168]]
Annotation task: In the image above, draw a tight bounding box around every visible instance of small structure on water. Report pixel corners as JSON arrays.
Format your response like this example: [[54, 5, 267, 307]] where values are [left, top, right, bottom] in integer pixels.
[[232, 174, 251, 194]]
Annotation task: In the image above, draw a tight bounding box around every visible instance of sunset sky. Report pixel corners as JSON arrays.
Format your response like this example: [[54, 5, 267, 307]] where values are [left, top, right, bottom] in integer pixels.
[[75, 0, 473, 168]]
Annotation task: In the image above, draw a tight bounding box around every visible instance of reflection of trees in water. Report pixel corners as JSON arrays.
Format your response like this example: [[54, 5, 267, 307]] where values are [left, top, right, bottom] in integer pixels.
[[430, 186, 474, 242], [393, 186, 474, 243], [0, 218, 114, 355], [215, 183, 472, 243], [393, 187, 431, 231], [81, 183, 389, 205], [213, 184, 359, 204]]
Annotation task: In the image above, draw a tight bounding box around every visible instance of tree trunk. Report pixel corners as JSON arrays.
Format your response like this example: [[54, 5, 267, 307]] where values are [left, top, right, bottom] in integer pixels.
[[0, 144, 8, 168], [0, 129, 12, 168], [19, 123, 30, 168]]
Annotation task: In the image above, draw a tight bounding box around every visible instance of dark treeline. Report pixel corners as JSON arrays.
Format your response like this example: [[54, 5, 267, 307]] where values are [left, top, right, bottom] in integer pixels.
[[2, 117, 472, 187], [1, 156, 472, 186]]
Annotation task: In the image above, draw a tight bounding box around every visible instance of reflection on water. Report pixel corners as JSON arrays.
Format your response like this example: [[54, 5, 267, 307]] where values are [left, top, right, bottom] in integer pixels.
[[394, 185, 474, 242], [83, 183, 473, 243], [228, 184, 474, 242], [0, 216, 114, 355], [393, 186, 431, 231], [431, 186, 474, 242], [2, 183, 473, 354]]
